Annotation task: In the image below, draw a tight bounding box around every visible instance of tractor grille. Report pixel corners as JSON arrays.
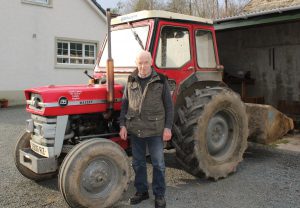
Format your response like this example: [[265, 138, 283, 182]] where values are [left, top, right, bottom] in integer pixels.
[[30, 114, 57, 147]]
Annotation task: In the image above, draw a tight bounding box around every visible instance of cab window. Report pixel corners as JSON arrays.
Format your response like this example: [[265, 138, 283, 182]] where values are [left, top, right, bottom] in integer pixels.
[[195, 30, 216, 68], [155, 26, 191, 68]]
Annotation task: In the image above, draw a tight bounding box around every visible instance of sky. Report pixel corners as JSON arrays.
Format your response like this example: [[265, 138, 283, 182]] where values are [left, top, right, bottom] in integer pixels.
[[96, 0, 121, 9]]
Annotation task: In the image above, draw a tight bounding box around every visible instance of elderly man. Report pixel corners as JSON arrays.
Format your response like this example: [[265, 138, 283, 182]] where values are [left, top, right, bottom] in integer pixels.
[[119, 50, 173, 208]]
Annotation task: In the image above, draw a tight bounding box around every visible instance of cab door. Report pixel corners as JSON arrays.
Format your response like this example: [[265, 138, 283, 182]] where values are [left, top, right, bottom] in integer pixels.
[[152, 20, 195, 99]]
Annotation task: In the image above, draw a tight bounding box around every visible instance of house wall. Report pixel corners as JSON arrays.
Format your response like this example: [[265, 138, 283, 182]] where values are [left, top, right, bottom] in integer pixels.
[[216, 21, 300, 106], [0, 0, 106, 105]]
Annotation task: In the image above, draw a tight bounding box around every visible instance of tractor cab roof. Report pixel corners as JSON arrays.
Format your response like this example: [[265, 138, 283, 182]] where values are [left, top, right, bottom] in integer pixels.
[[111, 10, 213, 25]]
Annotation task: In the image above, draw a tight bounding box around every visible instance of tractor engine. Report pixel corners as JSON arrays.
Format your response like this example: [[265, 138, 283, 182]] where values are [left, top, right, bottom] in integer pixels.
[[67, 112, 120, 141]]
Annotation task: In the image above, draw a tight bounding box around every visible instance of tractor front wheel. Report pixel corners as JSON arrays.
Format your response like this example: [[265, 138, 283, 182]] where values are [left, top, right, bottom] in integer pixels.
[[58, 138, 130, 208]]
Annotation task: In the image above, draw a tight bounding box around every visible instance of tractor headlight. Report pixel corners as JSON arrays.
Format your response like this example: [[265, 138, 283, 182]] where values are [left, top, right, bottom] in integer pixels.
[[28, 93, 43, 110]]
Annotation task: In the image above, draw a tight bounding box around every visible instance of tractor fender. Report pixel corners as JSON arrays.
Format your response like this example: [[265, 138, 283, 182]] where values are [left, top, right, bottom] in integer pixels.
[[175, 72, 226, 115], [177, 71, 224, 95]]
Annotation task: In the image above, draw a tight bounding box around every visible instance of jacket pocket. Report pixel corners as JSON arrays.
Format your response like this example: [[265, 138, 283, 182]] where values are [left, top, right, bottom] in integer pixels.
[[147, 114, 165, 133]]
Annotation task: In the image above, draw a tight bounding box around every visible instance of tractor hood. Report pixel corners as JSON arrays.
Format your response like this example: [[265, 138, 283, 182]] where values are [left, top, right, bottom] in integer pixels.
[[25, 84, 123, 116]]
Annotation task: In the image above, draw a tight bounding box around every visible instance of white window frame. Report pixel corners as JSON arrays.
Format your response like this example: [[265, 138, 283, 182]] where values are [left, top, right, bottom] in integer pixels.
[[22, 0, 53, 7], [55, 38, 98, 69]]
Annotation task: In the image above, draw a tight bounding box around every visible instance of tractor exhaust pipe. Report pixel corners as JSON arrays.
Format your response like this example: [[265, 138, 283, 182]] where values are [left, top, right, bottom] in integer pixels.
[[105, 8, 114, 118]]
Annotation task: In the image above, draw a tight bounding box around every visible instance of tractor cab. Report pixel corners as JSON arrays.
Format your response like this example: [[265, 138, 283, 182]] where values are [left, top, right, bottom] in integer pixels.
[[94, 10, 223, 95]]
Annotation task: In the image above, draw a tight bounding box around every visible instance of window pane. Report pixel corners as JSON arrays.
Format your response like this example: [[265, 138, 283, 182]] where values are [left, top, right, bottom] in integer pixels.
[[85, 44, 95, 57], [57, 58, 69, 63], [63, 49, 68, 55], [84, 59, 95, 64], [91, 51, 94, 57], [195, 30, 216, 68], [63, 58, 69, 63], [57, 42, 63, 55], [70, 43, 75, 50], [63, 43, 68, 49], [99, 26, 149, 67], [91, 45, 94, 56], [70, 43, 82, 57], [70, 58, 82, 64], [70, 50, 80, 57], [155, 26, 191, 68]]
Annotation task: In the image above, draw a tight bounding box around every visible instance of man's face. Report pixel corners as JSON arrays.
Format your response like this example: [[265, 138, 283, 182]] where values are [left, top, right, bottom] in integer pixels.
[[136, 53, 152, 78]]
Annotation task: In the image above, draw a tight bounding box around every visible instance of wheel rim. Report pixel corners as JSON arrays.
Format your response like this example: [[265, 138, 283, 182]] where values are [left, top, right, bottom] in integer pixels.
[[81, 157, 119, 197], [206, 111, 236, 160]]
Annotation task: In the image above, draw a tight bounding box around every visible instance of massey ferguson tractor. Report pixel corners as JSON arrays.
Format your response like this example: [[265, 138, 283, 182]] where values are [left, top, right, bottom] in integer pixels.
[[14, 9, 293, 208]]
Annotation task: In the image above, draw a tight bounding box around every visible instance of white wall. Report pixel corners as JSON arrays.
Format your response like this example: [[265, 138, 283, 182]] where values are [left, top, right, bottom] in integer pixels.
[[0, 0, 107, 105]]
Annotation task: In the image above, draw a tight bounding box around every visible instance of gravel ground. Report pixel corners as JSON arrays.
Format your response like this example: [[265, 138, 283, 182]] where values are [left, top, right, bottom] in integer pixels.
[[0, 106, 300, 208]]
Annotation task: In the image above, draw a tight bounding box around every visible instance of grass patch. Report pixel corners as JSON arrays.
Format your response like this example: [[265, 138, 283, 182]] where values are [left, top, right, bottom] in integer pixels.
[[268, 139, 289, 148], [269, 143, 278, 148]]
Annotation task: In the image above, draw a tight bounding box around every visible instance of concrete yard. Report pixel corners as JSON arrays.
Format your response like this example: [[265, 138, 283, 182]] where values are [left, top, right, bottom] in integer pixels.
[[277, 134, 300, 152], [0, 106, 300, 208]]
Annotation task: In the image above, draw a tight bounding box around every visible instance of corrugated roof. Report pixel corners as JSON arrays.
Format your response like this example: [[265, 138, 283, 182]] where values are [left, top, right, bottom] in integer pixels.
[[243, 0, 300, 13], [215, 4, 300, 23]]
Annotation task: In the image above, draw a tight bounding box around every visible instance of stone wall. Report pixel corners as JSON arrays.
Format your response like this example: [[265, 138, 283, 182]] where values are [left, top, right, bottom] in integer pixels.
[[216, 21, 300, 106]]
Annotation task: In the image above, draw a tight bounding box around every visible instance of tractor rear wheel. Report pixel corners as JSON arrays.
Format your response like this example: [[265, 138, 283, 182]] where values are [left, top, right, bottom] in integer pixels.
[[173, 87, 248, 180], [58, 138, 130, 208], [14, 132, 57, 181]]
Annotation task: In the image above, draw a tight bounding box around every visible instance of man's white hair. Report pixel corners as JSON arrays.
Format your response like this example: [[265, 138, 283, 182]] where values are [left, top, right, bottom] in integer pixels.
[[135, 50, 152, 63]]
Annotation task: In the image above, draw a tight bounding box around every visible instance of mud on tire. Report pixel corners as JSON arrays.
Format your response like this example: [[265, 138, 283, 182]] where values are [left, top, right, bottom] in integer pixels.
[[58, 138, 131, 208], [173, 87, 248, 180], [14, 132, 57, 181]]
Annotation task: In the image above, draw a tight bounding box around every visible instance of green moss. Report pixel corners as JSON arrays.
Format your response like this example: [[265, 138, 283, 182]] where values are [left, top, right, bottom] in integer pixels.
[[269, 143, 278, 148], [269, 139, 289, 148]]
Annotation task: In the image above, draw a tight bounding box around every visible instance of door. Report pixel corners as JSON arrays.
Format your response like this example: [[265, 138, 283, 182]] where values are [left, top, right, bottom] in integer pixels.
[[152, 21, 194, 99]]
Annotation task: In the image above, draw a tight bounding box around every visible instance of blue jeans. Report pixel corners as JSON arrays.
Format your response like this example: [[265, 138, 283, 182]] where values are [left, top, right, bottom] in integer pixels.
[[131, 135, 165, 197]]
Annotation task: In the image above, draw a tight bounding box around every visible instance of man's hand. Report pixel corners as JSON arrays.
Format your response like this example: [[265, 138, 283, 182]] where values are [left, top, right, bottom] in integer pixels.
[[163, 128, 172, 141], [119, 126, 128, 140]]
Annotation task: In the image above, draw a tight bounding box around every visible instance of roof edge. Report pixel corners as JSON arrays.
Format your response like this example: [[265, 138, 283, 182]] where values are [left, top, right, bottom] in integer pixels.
[[91, 0, 106, 16], [88, 0, 106, 21], [111, 10, 213, 25], [214, 4, 300, 23]]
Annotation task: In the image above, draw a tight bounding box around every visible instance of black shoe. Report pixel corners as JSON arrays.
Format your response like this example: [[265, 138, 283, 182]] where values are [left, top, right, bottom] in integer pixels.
[[155, 196, 166, 208], [129, 192, 149, 205]]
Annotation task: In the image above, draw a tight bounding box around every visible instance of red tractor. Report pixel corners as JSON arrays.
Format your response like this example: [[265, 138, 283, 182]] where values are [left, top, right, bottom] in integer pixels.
[[15, 10, 249, 207]]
